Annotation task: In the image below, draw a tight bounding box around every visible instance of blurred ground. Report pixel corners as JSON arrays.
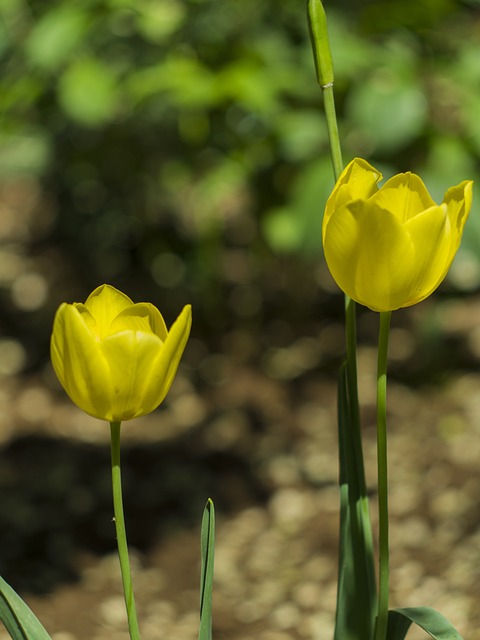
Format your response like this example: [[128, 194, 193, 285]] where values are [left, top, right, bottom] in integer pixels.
[[0, 296, 479, 640]]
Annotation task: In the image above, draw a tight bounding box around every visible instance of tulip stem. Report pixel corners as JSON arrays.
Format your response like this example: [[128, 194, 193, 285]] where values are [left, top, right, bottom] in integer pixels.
[[375, 311, 392, 640], [110, 421, 141, 640], [317, 19, 377, 638], [322, 84, 343, 181]]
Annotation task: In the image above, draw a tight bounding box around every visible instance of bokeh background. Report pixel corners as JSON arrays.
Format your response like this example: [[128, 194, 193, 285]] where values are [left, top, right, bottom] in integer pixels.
[[1, 0, 480, 638]]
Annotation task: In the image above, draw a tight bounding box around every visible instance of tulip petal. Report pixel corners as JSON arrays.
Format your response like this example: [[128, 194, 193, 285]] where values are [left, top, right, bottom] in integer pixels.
[[371, 173, 436, 223], [51, 303, 113, 419], [73, 303, 98, 335], [141, 304, 192, 412], [402, 205, 451, 306], [110, 303, 168, 340], [443, 180, 473, 258], [84, 285, 133, 338], [324, 201, 417, 311], [323, 158, 382, 242], [101, 330, 165, 420]]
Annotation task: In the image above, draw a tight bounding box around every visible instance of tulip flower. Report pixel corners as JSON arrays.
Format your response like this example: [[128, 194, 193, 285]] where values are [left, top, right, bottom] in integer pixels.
[[51, 284, 192, 421], [323, 158, 473, 312]]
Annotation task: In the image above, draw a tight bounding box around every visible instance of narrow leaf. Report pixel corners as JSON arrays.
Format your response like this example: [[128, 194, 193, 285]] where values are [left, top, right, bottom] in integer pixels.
[[198, 498, 215, 640], [0, 575, 52, 640], [387, 607, 465, 640], [334, 364, 377, 640]]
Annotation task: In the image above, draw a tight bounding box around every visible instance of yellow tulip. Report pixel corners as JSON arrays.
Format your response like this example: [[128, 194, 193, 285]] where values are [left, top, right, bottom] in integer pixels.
[[51, 284, 192, 421], [323, 158, 473, 312]]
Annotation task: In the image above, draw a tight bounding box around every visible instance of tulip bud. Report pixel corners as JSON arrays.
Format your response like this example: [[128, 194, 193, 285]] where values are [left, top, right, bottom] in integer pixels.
[[51, 284, 192, 421], [307, 0, 334, 87], [323, 158, 473, 312]]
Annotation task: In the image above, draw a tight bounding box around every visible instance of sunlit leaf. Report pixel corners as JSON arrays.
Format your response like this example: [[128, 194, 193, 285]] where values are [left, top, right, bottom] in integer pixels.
[[25, 6, 88, 71], [0, 575, 52, 640], [136, 0, 186, 42], [58, 58, 119, 126], [387, 607, 464, 640], [347, 66, 427, 152]]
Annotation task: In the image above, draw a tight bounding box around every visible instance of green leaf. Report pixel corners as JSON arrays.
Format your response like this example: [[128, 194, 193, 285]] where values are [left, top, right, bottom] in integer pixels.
[[58, 58, 119, 126], [0, 131, 51, 176], [24, 6, 89, 71], [136, 0, 186, 43], [334, 364, 377, 640], [0, 575, 52, 640], [387, 607, 465, 640], [262, 207, 304, 254], [198, 499, 215, 640], [262, 158, 334, 256], [347, 65, 427, 153]]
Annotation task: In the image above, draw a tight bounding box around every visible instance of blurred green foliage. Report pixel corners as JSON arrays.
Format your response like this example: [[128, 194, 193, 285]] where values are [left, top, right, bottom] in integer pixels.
[[0, 0, 479, 340]]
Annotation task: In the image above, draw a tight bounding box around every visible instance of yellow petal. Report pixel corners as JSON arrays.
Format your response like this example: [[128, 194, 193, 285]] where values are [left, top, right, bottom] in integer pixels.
[[73, 303, 98, 336], [51, 286, 192, 422], [101, 330, 164, 421], [371, 173, 436, 223], [84, 285, 133, 338], [402, 205, 451, 306], [141, 304, 192, 413], [324, 200, 417, 311], [110, 303, 168, 340], [443, 180, 473, 260], [323, 158, 382, 243], [51, 303, 113, 419]]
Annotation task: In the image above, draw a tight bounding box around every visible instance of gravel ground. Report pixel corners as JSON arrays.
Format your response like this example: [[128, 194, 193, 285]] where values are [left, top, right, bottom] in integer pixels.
[[0, 310, 479, 640]]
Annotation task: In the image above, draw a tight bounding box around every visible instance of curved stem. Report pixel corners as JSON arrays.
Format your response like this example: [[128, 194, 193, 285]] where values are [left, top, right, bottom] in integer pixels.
[[110, 421, 141, 640], [374, 311, 392, 640]]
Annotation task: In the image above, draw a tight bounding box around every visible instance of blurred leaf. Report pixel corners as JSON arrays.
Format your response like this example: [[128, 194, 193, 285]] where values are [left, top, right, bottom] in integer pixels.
[[419, 136, 480, 288], [218, 60, 280, 114], [460, 91, 480, 157], [0, 0, 23, 9], [361, 0, 455, 32], [1, 76, 43, 114], [455, 45, 480, 84], [347, 66, 427, 153], [262, 207, 304, 254], [262, 158, 334, 256], [277, 110, 328, 161], [58, 58, 119, 126], [0, 574, 52, 640], [0, 132, 51, 175], [193, 159, 247, 234], [326, 12, 376, 86], [127, 57, 217, 108], [421, 137, 475, 201], [136, 0, 186, 43], [24, 6, 89, 71], [263, 158, 334, 256]]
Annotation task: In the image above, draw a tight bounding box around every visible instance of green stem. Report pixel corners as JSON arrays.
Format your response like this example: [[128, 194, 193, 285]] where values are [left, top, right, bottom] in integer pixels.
[[110, 421, 141, 640], [375, 312, 392, 640], [318, 21, 377, 639], [345, 295, 377, 640], [322, 69, 366, 512], [322, 84, 343, 181], [322, 53, 377, 640], [345, 297, 360, 456]]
